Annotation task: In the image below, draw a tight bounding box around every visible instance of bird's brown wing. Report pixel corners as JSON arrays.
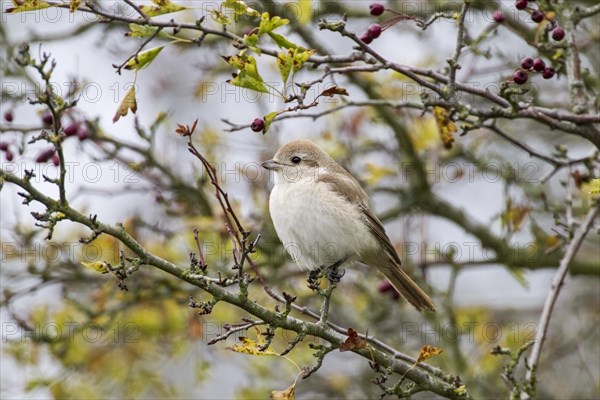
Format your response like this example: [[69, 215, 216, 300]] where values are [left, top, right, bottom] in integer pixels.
[[318, 171, 435, 312], [317, 172, 401, 265]]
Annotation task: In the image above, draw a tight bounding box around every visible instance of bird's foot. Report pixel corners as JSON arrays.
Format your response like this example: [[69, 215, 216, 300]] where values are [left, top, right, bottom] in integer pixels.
[[307, 265, 325, 291], [326, 265, 345, 283], [325, 259, 346, 284]]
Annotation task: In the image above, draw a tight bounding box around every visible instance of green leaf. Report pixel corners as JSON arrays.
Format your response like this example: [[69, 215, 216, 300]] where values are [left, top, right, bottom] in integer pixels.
[[81, 261, 109, 274], [268, 32, 303, 50], [291, 48, 314, 72], [225, 55, 269, 93], [263, 111, 279, 133], [224, 55, 246, 69], [276, 48, 314, 83], [229, 72, 268, 93], [124, 46, 165, 71], [222, 0, 260, 21], [277, 52, 294, 84], [125, 23, 170, 38], [258, 12, 289, 35], [6, 0, 53, 13], [211, 9, 231, 25], [140, 0, 187, 17], [243, 34, 261, 54]]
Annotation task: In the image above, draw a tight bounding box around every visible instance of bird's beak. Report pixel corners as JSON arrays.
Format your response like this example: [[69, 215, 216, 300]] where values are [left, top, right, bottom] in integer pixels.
[[261, 159, 282, 171]]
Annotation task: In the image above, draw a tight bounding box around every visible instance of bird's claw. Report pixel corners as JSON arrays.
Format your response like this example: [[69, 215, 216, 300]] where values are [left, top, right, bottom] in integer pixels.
[[326, 265, 345, 283], [307, 266, 324, 290]]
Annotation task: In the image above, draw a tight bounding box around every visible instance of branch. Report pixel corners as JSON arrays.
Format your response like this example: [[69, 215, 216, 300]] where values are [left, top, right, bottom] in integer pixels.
[[447, 2, 469, 96], [564, 7, 589, 113], [524, 202, 599, 386], [574, 3, 600, 22], [0, 168, 467, 398]]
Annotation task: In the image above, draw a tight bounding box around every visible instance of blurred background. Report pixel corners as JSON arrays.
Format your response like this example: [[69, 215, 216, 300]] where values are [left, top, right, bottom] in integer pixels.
[[1, 0, 599, 398]]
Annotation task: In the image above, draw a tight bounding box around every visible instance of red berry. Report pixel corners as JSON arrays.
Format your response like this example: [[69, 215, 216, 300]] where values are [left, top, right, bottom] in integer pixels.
[[63, 123, 79, 137], [515, 0, 528, 10], [378, 281, 400, 301], [36, 148, 55, 163], [533, 58, 546, 71], [367, 23, 382, 39], [0, 142, 9, 152], [51, 153, 60, 166], [42, 112, 53, 125], [552, 27, 565, 41], [521, 57, 534, 69], [493, 10, 504, 23], [531, 10, 544, 23], [359, 32, 373, 44], [77, 127, 90, 141], [4, 110, 14, 122], [5, 150, 14, 161], [369, 3, 385, 16], [542, 67, 556, 79], [512, 70, 529, 85], [250, 118, 265, 132]]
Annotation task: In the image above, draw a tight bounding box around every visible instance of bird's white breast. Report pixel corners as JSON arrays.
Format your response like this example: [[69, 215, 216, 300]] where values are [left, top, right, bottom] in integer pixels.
[[269, 173, 376, 270]]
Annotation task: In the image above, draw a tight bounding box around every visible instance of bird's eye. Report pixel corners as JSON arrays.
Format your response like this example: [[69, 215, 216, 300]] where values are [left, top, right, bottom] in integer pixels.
[[291, 156, 301, 164]]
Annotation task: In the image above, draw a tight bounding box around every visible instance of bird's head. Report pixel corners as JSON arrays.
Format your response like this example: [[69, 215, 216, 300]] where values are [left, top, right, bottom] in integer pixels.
[[262, 140, 337, 183]]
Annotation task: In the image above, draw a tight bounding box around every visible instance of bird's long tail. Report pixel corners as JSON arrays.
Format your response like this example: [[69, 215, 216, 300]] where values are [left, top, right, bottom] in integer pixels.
[[382, 266, 436, 312]]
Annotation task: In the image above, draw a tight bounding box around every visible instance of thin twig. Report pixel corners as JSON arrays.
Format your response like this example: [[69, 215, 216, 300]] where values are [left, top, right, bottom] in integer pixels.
[[447, 2, 469, 96], [525, 203, 599, 385], [192, 227, 207, 271], [484, 124, 560, 166], [123, 0, 148, 20]]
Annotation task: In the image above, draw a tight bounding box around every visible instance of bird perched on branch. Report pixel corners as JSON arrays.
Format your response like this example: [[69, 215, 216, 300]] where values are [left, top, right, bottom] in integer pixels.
[[262, 139, 435, 312]]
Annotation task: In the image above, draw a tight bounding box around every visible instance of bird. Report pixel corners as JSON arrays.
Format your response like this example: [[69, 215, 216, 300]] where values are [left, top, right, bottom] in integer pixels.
[[261, 139, 435, 312]]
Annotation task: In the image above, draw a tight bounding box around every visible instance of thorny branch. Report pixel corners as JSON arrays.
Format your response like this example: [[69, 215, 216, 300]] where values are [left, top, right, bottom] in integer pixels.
[[38, 1, 600, 147]]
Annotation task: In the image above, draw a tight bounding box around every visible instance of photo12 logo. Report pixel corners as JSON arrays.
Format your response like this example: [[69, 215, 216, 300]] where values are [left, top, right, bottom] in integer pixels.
[[2, 321, 140, 343]]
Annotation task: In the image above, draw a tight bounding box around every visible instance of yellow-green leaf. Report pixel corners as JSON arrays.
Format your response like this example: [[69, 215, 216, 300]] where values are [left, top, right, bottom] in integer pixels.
[[124, 46, 165, 71], [588, 178, 600, 195], [262, 111, 280, 133], [296, 0, 312, 25], [6, 0, 52, 13], [69, 0, 79, 12], [81, 261, 109, 274], [270, 384, 295, 399], [211, 9, 230, 25], [276, 48, 313, 83], [139, 0, 187, 17], [268, 32, 303, 50], [228, 330, 278, 356], [223, 0, 260, 21], [226, 55, 269, 93], [277, 52, 294, 84], [291, 48, 314, 72], [433, 106, 456, 150], [454, 385, 468, 396], [243, 33, 261, 54], [113, 86, 137, 123], [126, 23, 170, 38], [258, 12, 289, 35]]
